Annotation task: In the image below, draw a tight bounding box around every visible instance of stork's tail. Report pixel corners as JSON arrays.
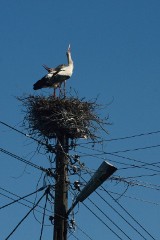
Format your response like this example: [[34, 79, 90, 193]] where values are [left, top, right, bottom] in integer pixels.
[[33, 78, 48, 90], [42, 64, 54, 73], [33, 81, 42, 90]]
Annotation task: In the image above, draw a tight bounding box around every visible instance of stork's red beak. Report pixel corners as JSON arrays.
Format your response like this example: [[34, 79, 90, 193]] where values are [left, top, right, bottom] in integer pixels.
[[68, 44, 71, 52]]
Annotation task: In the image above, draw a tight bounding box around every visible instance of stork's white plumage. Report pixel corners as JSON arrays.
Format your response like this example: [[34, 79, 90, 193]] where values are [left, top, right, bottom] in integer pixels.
[[33, 45, 74, 96]]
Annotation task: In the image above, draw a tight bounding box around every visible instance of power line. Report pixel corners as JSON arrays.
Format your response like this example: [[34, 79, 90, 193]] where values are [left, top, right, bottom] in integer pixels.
[[82, 202, 124, 240], [75, 146, 160, 176], [88, 197, 133, 240], [0, 191, 52, 218], [0, 186, 52, 215], [1, 120, 160, 155], [5, 187, 48, 240], [104, 130, 160, 142], [76, 176, 138, 239], [109, 153, 160, 171], [0, 120, 42, 144], [79, 144, 160, 170], [2, 120, 160, 148], [78, 163, 157, 240], [106, 190, 160, 206], [0, 186, 45, 210], [74, 149, 160, 176], [126, 172, 160, 179], [2, 120, 160, 176], [0, 120, 56, 152], [0, 147, 46, 172], [119, 163, 160, 173], [102, 187, 157, 240], [76, 225, 95, 240], [68, 232, 81, 240], [79, 174, 148, 239], [78, 143, 160, 157], [94, 190, 147, 240], [76, 129, 160, 145], [110, 176, 160, 191], [39, 189, 49, 240], [1, 120, 158, 239], [109, 144, 160, 154]]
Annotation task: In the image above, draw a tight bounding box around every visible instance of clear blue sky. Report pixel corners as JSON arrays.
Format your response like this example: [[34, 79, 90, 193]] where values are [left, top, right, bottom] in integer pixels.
[[0, 0, 160, 239]]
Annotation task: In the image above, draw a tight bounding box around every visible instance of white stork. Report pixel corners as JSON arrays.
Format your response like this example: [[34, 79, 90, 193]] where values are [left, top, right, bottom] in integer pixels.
[[33, 44, 74, 97]]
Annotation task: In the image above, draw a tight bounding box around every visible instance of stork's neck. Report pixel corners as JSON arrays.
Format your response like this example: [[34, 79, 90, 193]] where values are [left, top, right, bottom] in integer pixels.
[[67, 52, 73, 66]]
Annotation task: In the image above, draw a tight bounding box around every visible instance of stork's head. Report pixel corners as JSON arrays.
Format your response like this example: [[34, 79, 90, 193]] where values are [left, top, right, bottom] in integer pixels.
[[66, 44, 73, 65]]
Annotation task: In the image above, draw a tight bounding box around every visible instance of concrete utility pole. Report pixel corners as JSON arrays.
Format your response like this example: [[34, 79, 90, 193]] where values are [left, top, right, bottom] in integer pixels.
[[53, 134, 69, 240]]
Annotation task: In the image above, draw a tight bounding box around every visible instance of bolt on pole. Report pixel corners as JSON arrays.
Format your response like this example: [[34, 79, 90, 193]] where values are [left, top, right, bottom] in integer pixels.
[[53, 134, 69, 240]]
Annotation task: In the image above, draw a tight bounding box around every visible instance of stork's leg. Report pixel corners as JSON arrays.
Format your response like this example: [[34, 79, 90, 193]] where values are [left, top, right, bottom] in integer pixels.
[[64, 80, 66, 98], [53, 88, 56, 97], [59, 85, 62, 98]]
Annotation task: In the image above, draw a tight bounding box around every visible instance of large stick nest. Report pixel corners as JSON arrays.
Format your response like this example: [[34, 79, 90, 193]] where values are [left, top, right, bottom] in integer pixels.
[[18, 95, 109, 140]]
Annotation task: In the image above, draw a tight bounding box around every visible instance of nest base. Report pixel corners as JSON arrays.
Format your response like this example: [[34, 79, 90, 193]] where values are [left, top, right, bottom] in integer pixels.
[[18, 95, 101, 140]]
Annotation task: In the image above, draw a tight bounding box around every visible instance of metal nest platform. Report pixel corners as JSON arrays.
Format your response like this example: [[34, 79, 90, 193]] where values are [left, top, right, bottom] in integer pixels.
[[18, 94, 109, 140]]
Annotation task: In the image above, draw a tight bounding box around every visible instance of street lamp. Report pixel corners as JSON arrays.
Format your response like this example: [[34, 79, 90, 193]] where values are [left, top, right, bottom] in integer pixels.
[[67, 161, 117, 216]]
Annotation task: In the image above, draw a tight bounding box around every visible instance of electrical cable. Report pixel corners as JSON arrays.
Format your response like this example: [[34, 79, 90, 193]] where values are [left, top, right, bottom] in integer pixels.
[[78, 143, 160, 158], [68, 152, 159, 239], [76, 225, 95, 240], [1, 120, 160, 174], [121, 177, 160, 189], [106, 190, 160, 206], [76, 129, 160, 145], [39, 188, 49, 240], [2, 120, 160, 157], [110, 176, 160, 191], [77, 163, 157, 240], [102, 187, 157, 240], [82, 202, 124, 240], [88, 197, 133, 240], [94, 191, 147, 240], [2, 120, 160, 149], [4, 187, 48, 240], [108, 144, 160, 154], [72, 150, 131, 168], [68, 231, 80, 240], [0, 186, 52, 215], [0, 192, 52, 217], [126, 172, 160, 179], [109, 153, 160, 170], [79, 144, 160, 171], [1, 120, 158, 239], [78, 174, 148, 239], [114, 160, 160, 174], [73, 148, 160, 178], [0, 186, 45, 210], [69, 188, 127, 240], [74, 149, 160, 176], [0, 120, 55, 151], [0, 147, 46, 172]]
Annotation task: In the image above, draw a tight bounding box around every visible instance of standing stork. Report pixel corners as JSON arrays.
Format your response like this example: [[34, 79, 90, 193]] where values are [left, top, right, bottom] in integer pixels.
[[33, 44, 74, 97]]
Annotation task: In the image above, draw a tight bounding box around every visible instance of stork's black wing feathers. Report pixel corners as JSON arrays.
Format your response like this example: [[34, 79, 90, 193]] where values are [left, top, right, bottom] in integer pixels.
[[42, 64, 55, 73], [33, 75, 54, 90], [42, 64, 66, 73]]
